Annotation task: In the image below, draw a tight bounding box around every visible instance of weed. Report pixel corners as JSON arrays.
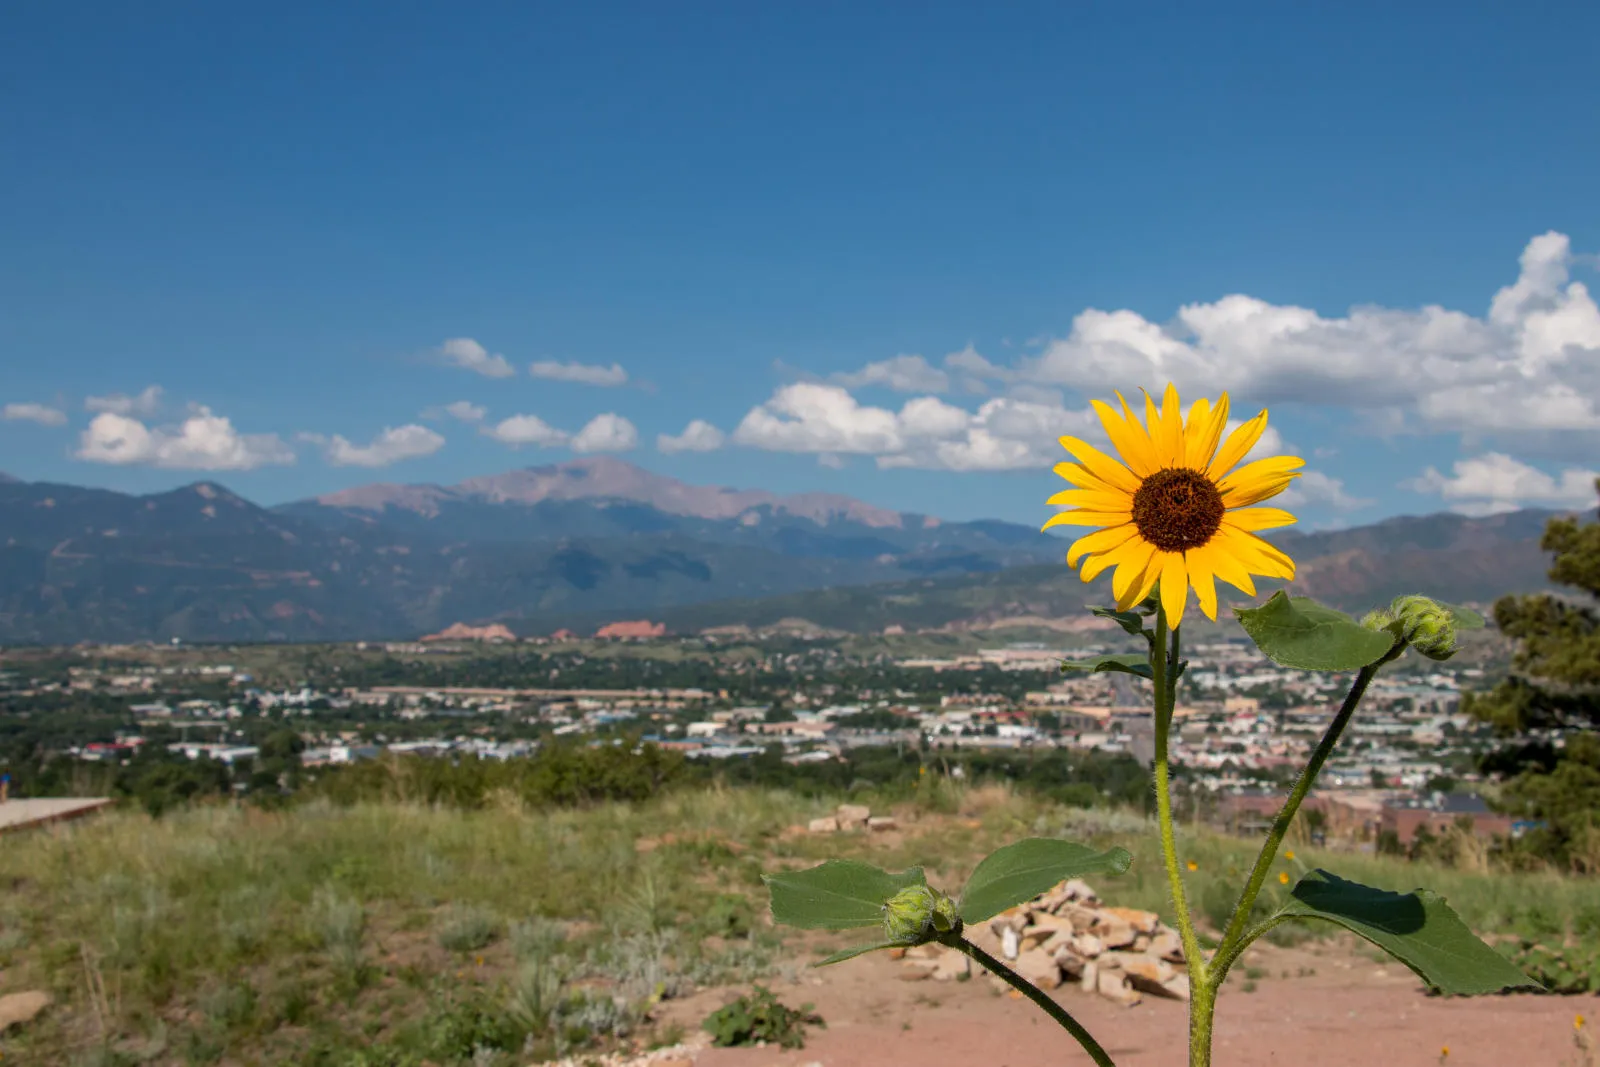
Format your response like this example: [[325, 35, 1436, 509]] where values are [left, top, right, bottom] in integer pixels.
[[702, 985, 823, 1049], [437, 904, 501, 954]]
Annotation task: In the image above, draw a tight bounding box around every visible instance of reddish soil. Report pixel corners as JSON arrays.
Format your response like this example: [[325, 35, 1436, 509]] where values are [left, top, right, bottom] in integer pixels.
[[660, 934, 1596, 1067]]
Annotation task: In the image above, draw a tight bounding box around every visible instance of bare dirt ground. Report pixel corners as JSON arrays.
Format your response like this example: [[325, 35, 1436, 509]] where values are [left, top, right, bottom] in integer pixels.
[[654, 933, 1596, 1067]]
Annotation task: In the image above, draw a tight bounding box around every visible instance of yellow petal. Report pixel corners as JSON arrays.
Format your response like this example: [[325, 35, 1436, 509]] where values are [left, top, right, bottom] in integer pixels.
[[1222, 507, 1298, 533], [1083, 534, 1157, 581], [1207, 410, 1268, 481], [1043, 509, 1133, 530], [1185, 393, 1230, 470], [1046, 487, 1134, 510], [1057, 436, 1142, 494], [1091, 399, 1157, 477], [1217, 456, 1305, 494], [1221, 474, 1299, 508], [1215, 526, 1296, 580], [1115, 391, 1159, 471], [1112, 540, 1158, 605], [1185, 545, 1220, 621], [1208, 543, 1258, 597], [1159, 384, 1184, 468], [1122, 554, 1164, 611], [1160, 551, 1189, 630], [1066, 523, 1140, 567], [1052, 461, 1121, 493]]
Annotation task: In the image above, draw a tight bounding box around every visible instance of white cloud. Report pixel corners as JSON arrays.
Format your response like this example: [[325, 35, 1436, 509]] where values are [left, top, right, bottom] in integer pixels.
[[307, 425, 445, 468], [85, 386, 163, 417], [1403, 452, 1599, 516], [832, 354, 951, 393], [1016, 231, 1600, 440], [732, 383, 905, 456], [77, 409, 294, 470], [442, 401, 486, 422], [732, 382, 1098, 472], [657, 419, 725, 454], [483, 414, 570, 448], [572, 413, 638, 453], [529, 360, 628, 387], [3, 402, 66, 427], [439, 338, 516, 378], [1277, 470, 1374, 512]]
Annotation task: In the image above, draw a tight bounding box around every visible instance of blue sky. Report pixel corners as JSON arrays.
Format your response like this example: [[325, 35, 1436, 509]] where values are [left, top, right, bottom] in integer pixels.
[[3, 2, 1599, 529]]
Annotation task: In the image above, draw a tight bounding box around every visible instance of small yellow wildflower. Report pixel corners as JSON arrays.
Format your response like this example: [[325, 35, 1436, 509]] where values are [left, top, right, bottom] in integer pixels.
[[475, 955, 484, 967], [1284, 850, 1295, 861], [1577, 1013, 1586, 1031], [1440, 1046, 1450, 1061], [1278, 872, 1290, 885], [1186, 860, 1199, 872]]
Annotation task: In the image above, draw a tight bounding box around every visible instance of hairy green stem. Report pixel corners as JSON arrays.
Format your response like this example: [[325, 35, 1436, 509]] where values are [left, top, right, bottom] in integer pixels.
[[1150, 610, 1209, 1063], [951, 937, 1117, 1067], [1210, 652, 1393, 986]]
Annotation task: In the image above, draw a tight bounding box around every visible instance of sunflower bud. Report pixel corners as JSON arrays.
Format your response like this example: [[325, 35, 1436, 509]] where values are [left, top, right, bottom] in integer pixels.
[[882, 884, 962, 945], [1389, 595, 1459, 661]]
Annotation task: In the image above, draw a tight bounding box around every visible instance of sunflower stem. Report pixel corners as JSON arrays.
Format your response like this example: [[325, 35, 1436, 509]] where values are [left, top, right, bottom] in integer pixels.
[[1210, 649, 1398, 986], [1150, 605, 1208, 1064]]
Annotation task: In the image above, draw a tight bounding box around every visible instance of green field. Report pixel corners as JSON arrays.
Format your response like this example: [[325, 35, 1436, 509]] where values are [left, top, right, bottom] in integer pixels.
[[1, 785, 1594, 1066]]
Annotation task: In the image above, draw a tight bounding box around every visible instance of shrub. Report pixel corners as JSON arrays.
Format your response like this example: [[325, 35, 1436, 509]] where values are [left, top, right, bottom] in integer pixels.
[[702, 985, 823, 1049]]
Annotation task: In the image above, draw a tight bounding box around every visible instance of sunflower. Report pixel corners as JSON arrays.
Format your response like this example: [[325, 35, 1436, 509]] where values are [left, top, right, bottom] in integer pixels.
[[1042, 383, 1301, 629]]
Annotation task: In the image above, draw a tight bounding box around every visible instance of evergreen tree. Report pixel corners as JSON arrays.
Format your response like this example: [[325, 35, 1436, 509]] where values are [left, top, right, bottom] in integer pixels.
[[1464, 477, 1600, 871]]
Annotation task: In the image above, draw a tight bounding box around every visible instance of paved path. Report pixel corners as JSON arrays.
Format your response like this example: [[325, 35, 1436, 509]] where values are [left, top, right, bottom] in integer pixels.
[[0, 797, 114, 833]]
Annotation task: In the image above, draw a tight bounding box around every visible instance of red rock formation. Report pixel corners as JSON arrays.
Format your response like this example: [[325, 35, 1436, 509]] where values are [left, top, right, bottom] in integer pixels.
[[420, 622, 516, 642], [594, 619, 666, 639]]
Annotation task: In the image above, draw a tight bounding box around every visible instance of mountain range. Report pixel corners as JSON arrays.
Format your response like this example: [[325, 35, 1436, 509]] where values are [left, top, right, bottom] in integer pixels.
[[0, 457, 1576, 644]]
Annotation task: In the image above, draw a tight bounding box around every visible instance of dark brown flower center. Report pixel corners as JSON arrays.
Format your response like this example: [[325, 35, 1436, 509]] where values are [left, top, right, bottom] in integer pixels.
[[1131, 467, 1225, 552]]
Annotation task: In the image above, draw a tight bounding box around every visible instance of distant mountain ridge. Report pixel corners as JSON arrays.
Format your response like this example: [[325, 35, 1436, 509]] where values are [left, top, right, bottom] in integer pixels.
[[0, 459, 1579, 643]]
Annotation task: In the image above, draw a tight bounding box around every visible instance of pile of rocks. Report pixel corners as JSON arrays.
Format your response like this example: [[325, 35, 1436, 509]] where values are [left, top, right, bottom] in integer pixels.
[[808, 804, 898, 834], [895, 878, 1190, 1006]]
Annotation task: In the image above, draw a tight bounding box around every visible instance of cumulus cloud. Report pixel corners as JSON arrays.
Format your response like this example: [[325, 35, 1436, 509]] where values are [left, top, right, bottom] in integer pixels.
[[482, 414, 570, 448], [85, 386, 163, 417], [442, 401, 486, 422], [657, 419, 725, 454], [733, 383, 905, 456], [1403, 453, 1600, 516], [529, 360, 628, 387], [832, 354, 951, 393], [3, 402, 67, 426], [77, 409, 294, 470], [571, 413, 638, 453], [439, 338, 516, 378], [1015, 231, 1600, 443], [305, 425, 445, 468]]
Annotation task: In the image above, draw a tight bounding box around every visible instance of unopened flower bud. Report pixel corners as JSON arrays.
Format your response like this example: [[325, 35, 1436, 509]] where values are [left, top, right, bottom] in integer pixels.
[[1389, 595, 1459, 661], [882, 884, 962, 945]]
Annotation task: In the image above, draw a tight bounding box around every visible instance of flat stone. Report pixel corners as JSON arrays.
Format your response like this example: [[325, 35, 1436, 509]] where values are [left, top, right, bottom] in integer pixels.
[[1079, 960, 1099, 993], [807, 817, 839, 833], [1090, 915, 1137, 949], [1097, 969, 1142, 1006], [1160, 974, 1192, 1001], [1069, 932, 1105, 958], [1147, 929, 1184, 962], [904, 943, 941, 960], [1014, 948, 1062, 990], [1000, 926, 1021, 961], [867, 815, 898, 832], [1101, 906, 1162, 935], [835, 803, 871, 826], [1063, 878, 1099, 905], [931, 948, 971, 981], [0, 991, 52, 1033], [1053, 946, 1087, 978], [1109, 951, 1176, 988], [988, 905, 1031, 938], [897, 968, 932, 981]]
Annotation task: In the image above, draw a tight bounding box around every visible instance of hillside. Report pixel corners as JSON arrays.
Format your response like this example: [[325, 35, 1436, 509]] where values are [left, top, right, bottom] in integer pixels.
[[0, 460, 1574, 643]]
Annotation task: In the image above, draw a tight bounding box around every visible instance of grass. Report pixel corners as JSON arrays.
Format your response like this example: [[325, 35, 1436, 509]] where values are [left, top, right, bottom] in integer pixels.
[[0, 781, 1593, 1064]]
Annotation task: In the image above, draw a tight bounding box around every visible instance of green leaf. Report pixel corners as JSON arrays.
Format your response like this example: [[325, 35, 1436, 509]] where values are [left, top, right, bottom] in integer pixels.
[[1060, 653, 1153, 680], [1435, 601, 1486, 630], [1234, 592, 1396, 671], [813, 940, 904, 966], [957, 839, 1133, 925], [1089, 606, 1155, 643], [764, 861, 926, 931], [1273, 870, 1540, 995]]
